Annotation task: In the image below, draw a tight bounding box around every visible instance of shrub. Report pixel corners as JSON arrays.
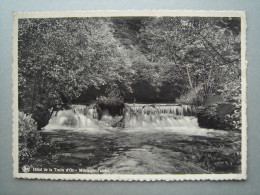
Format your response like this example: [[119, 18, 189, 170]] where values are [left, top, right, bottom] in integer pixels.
[[95, 85, 125, 118], [222, 79, 242, 130], [18, 112, 43, 162], [175, 84, 204, 105], [96, 95, 124, 117], [97, 96, 124, 107]]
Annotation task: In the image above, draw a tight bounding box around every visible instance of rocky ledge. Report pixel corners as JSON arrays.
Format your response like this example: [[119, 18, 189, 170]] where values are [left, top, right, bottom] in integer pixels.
[[196, 103, 240, 131]]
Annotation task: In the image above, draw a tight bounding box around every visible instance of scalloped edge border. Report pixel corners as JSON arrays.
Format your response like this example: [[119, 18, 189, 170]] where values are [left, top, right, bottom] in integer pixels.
[[12, 10, 247, 181]]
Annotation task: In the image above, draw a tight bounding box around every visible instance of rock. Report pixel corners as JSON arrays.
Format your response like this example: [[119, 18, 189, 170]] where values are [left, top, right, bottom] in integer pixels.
[[216, 103, 235, 119], [204, 95, 224, 106], [197, 103, 235, 130]]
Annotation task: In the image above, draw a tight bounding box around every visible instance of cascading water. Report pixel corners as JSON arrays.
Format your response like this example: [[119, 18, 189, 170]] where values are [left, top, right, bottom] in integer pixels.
[[44, 105, 98, 130], [45, 103, 200, 130], [44, 103, 226, 136], [124, 104, 199, 130]]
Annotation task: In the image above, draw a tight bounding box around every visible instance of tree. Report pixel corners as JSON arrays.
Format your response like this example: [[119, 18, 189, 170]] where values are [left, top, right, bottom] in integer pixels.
[[18, 18, 134, 129], [139, 17, 241, 104]]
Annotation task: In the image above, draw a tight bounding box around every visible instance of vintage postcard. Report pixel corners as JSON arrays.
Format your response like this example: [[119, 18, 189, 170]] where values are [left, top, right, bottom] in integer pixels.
[[12, 10, 247, 181]]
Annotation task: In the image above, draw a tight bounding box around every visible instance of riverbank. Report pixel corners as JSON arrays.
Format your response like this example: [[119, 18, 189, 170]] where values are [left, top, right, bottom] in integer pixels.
[[196, 102, 241, 131]]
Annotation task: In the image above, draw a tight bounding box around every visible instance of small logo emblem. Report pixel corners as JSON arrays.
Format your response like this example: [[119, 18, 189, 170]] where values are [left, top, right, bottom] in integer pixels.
[[22, 165, 30, 173]]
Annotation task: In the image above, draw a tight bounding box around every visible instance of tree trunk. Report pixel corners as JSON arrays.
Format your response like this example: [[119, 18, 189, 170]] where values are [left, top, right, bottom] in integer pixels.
[[186, 65, 193, 89]]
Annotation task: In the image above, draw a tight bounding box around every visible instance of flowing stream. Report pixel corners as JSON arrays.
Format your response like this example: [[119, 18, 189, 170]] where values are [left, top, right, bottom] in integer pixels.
[[40, 104, 241, 174]]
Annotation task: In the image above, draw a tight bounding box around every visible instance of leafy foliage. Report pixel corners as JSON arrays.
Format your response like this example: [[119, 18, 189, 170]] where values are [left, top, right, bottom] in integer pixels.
[[176, 84, 204, 105], [18, 112, 43, 161], [19, 112, 59, 168], [222, 80, 242, 130], [18, 17, 241, 129], [95, 84, 125, 118], [18, 18, 134, 128], [138, 17, 241, 102]]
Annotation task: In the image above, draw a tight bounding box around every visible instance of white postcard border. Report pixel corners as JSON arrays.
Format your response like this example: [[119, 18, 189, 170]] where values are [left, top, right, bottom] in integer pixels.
[[12, 10, 247, 181]]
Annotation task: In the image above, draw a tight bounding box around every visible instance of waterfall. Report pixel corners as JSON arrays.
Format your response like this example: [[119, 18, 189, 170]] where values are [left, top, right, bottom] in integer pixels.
[[125, 104, 196, 116], [124, 104, 198, 129], [44, 103, 199, 131], [44, 105, 98, 130]]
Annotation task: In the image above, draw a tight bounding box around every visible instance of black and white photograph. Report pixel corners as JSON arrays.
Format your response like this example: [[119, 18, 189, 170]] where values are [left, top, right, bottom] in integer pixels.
[[12, 11, 247, 181]]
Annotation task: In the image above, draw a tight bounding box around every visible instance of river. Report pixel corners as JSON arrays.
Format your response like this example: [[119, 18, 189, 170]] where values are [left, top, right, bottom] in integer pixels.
[[37, 104, 241, 174]]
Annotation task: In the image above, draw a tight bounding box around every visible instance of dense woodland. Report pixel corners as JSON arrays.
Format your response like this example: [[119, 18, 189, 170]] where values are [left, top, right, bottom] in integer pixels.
[[18, 17, 241, 129]]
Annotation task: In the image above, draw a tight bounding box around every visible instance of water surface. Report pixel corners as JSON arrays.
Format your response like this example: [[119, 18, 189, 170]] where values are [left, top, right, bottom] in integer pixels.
[[38, 127, 241, 174]]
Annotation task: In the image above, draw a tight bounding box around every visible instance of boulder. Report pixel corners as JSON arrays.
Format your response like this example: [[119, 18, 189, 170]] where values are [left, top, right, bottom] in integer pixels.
[[197, 103, 235, 130]]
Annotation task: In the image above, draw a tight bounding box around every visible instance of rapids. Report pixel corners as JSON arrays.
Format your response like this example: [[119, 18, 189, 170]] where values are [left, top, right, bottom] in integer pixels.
[[45, 104, 198, 130], [38, 104, 241, 174]]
